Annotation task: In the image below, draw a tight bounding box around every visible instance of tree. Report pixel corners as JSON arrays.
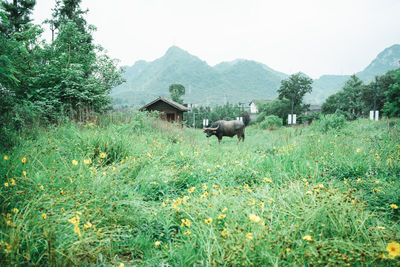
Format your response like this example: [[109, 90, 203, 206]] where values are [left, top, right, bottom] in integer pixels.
[[277, 73, 313, 115], [321, 75, 364, 119], [257, 98, 291, 124], [383, 68, 400, 117], [169, 83, 185, 104], [0, 0, 35, 37]]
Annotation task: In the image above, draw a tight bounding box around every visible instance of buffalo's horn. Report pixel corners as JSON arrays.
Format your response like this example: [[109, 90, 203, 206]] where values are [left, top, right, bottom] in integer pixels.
[[209, 125, 219, 131]]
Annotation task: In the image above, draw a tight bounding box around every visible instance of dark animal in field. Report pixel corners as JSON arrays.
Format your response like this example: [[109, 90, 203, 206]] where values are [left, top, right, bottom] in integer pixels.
[[203, 120, 245, 144]]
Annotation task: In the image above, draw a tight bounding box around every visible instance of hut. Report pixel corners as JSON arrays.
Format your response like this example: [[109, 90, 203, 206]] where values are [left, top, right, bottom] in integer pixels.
[[139, 97, 189, 123]]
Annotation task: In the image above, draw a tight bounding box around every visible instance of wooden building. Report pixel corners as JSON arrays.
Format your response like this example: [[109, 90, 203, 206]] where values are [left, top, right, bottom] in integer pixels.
[[139, 97, 189, 123]]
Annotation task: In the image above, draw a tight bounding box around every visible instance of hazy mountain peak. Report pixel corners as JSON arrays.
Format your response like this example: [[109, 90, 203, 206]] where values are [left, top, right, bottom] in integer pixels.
[[164, 45, 191, 57], [357, 44, 400, 81]]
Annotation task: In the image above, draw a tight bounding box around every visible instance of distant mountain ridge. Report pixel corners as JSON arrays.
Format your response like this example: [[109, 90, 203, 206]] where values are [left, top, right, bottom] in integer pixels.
[[112, 44, 400, 106]]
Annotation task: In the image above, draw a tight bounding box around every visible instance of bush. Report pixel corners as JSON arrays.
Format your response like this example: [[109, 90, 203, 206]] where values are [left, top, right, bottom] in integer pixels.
[[259, 115, 282, 130], [313, 114, 346, 133], [298, 112, 320, 125]]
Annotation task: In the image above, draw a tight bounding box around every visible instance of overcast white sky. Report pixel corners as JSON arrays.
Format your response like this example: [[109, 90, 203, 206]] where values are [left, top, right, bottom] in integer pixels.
[[32, 0, 400, 78]]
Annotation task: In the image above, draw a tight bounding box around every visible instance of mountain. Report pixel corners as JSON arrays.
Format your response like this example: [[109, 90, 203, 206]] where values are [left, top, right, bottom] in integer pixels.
[[112, 46, 287, 106], [306, 44, 400, 103], [112, 45, 400, 106]]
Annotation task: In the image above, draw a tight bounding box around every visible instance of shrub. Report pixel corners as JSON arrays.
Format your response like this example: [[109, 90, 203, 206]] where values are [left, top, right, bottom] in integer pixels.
[[259, 115, 283, 130], [313, 114, 346, 133]]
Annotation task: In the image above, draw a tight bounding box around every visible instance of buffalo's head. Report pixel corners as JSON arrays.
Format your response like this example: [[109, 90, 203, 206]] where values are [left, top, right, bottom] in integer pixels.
[[202, 125, 219, 137]]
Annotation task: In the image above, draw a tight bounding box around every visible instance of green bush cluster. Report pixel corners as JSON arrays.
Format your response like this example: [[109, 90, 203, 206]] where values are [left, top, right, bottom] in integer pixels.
[[311, 114, 347, 133], [259, 115, 283, 130]]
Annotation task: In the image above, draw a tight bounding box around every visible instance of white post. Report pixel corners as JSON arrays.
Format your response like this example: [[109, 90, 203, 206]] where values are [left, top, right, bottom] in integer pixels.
[[288, 114, 296, 125], [370, 110, 379, 121]]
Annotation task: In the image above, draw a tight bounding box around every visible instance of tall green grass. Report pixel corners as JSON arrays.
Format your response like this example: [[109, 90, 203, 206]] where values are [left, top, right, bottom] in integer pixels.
[[1, 112, 399, 266]]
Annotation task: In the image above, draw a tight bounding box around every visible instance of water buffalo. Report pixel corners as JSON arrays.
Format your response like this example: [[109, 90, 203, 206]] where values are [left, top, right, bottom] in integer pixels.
[[203, 120, 245, 144]]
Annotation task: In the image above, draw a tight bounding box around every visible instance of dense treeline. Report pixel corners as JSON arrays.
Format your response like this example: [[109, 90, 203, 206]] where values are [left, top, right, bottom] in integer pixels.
[[255, 69, 400, 127], [321, 70, 400, 119], [0, 0, 124, 148]]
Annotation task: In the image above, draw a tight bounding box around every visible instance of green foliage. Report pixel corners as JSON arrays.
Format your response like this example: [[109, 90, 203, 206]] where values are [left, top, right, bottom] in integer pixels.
[[277, 72, 313, 115], [383, 69, 400, 117], [0, 0, 35, 36], [168, 83, 185, 104], [322, 69, 400, 120], [259, 115, 282, 130], [0, 0, 124, 148], [311, 114, 347, 133], [1, 113, 399, 266], [257, 98, 291, 124]]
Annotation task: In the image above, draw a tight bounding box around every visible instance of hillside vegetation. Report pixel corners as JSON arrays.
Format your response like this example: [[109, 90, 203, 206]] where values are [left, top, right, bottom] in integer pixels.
[[1, 112, 399, 266]]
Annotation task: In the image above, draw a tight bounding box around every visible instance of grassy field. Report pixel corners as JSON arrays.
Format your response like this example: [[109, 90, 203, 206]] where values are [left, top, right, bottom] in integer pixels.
[[1, 112, 400, 266]]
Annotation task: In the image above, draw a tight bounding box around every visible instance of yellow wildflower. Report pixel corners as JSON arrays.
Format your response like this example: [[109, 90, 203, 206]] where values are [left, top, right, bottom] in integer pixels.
[[356, 148, 361, 153], [22, 171, 26, 176], [207, 169, 211, 173], [200, 192, 208, 199], [21, 157, 27, 164], [10, 179, 15, 185], [42, 213, 47, 220], [155, 241, 161, 247], [263, 178, 272, 183], [221, 229, 228, 237], [249, 214, 261, 223], [68, 215, 81, 237], [83, 222, 92, 229], [39, 185, 44, 190], [203, 183, 207, 190], [5, 244, 12, 253], [194, 151, 199, 155], [4, 155, 8, 160], [377, 226, 386, 230], [390, 204, 398, 209], [184, 231, 191, 235], [222, 207, 228, 213], [4, 182, 9, 187], [181, 219, 190, 227], [12, 208, 18, 213], [99, 153, 106, 159], [72, 160, 78, 166], [188, 187, 196, 193], [386, 241, 400, 259], [205, 218, 213, 225], [286, 248, 291, 252], [218, 214, 226, 219], [83, 158, 91, 164], [246, 233, 253, 239], [303, 235, 312, 241]]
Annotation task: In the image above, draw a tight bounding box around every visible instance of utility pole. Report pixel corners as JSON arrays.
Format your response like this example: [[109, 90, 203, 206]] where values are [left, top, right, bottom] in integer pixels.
[[373, 78, 377, 120]]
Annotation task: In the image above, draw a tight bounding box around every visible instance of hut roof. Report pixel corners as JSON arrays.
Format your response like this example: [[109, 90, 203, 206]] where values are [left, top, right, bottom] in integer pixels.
[[139, 97, 190, 112]]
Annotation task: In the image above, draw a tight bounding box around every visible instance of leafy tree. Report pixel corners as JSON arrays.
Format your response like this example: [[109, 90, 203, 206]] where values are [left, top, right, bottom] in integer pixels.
[[321, 75, 365, 119], [0, 0, 35, 37], [257, 98, 291, 124], [169, 83, 185, 104], [383, 68, 400, 117], [277, 73, 313, 115]]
